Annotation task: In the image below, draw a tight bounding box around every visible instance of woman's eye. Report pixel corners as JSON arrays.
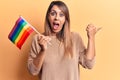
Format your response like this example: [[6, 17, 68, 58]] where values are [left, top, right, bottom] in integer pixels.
[[59, 13, 65, 17], [50, 11, 65, 17], [50, 12, 56, 16]]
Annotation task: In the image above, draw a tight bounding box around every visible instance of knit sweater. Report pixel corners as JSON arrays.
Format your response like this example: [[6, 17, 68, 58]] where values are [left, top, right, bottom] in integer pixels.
[[27, 32, 95, 80]]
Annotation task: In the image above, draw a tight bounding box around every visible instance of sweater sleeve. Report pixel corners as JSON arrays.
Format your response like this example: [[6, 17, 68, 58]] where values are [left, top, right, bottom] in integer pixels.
[[79, 49, 95, 69], [27, 34, 42, 75], [75, 32, 95, 69]]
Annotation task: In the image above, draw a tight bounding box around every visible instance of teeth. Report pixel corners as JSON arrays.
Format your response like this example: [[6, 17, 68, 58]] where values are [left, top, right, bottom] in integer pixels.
[[56, 23, 59, 25], [53, 22, 59, 26]]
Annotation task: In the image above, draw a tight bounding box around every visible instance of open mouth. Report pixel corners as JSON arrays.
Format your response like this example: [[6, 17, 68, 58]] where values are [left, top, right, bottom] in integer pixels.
[[53, 22, 60, 30]]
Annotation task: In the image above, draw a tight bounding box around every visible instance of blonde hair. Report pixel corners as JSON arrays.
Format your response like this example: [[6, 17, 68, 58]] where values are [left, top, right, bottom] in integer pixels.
[[44, 1, 73, 58]]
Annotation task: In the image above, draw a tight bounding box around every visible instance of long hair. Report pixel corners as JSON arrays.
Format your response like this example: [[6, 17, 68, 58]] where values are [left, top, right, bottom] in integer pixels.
[[44, 1, 73, 58]]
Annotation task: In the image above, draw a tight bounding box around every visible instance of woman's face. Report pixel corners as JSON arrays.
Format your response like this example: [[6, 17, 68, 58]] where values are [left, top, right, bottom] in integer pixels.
[[48, 5, 65, 34]]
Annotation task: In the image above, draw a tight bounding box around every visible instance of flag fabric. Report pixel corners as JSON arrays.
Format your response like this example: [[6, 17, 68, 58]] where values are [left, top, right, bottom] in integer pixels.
[[8, 16, 34, 49]]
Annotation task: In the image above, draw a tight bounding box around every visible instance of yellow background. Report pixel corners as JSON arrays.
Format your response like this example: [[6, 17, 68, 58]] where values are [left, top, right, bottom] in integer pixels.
[[0, 0, 120, 80]]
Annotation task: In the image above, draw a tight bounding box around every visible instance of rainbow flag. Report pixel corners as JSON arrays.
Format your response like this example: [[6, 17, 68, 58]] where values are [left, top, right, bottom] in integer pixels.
[[8, 16, 34, 49]]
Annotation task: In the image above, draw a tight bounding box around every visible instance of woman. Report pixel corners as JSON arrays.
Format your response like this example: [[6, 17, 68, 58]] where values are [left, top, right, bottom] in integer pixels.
[[27, 1, 101, 80]]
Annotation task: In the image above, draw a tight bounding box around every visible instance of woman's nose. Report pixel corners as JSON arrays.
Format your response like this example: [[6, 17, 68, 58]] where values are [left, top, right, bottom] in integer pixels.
[[55, 14, 59, 20]]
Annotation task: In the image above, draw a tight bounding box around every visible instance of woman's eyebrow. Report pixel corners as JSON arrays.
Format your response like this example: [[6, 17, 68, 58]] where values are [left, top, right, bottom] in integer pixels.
[[50, 9, 62, 13]]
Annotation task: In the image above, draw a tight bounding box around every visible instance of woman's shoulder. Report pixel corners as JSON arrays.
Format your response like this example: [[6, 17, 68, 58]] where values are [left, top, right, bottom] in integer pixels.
[[71, 32, 82, 38]]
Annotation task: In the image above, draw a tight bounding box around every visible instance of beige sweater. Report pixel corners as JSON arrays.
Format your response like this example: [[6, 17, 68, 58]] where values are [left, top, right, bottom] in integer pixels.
[[27, 32, 95, 80]]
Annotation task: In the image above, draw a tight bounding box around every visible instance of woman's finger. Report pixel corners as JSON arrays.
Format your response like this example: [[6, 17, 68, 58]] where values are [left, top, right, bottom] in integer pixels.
[[96, 27, 102, 32]]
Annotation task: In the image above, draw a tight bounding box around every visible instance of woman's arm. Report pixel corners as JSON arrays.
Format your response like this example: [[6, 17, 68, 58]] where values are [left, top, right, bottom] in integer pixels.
[[78, 24, 101, 69], [85, 24, 101, 60], [28, 34, 51, 75], [33, 50, 46, 69]]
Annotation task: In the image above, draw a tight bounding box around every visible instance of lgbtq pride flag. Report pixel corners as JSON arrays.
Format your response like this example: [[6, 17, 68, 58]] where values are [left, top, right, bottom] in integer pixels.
[[8, 16, 36, 49]]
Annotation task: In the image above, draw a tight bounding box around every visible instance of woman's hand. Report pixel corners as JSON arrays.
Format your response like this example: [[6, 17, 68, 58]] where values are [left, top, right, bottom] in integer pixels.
[[38, 35, 51, 51], [86, 24, 101, 39]]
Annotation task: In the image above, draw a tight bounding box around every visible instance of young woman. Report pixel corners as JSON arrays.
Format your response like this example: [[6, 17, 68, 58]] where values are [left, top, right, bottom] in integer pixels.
[[27, 1, 101, 80]]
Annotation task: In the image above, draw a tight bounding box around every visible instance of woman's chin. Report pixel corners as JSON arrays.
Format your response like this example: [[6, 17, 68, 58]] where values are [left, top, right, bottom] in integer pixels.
[[52, 29, 61, 34]]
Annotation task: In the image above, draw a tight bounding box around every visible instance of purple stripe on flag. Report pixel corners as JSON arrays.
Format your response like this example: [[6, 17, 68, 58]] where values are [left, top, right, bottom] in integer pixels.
[[8, 17, 22, 40]]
